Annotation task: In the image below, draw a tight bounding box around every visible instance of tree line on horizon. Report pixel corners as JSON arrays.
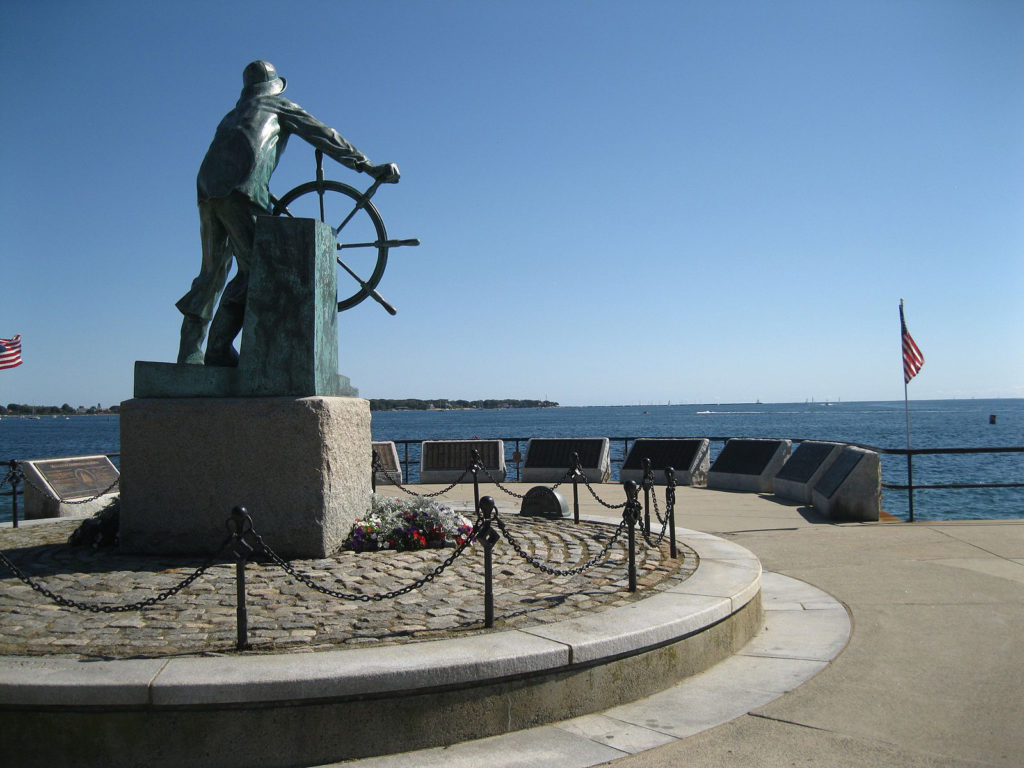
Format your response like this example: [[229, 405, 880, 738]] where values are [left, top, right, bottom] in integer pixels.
[[369, 398, 558, 412], [2, 403, 119, 415]]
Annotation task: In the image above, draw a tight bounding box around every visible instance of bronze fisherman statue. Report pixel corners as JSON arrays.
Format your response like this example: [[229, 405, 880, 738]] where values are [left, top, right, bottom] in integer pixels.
[[176, 60, 399, 366]]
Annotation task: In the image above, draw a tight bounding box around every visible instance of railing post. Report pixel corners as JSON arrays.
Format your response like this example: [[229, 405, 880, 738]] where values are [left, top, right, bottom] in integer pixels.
[[479, 496, 499, 627], [571, 451, 582, 524], [641, 457, 654, 534], [10, 461, 20, 529], [906, 452, 915, 523], [371, 449, 383, 493], [229, 506, 253, 651], [403, 441, 410, 483], [665, 466, 677, 559], [470, 449, 484, 512], [622, 480, 640, 592]]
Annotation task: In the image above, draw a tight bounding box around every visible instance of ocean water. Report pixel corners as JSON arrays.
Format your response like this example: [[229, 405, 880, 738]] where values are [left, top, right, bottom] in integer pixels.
[[2, 400, 1021, 522]]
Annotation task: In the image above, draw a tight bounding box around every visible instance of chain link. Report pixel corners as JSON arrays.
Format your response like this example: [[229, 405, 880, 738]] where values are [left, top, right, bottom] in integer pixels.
[[651, 487, 666, 525], [492, 512, 628, 576], [637, 507, 670, 548], [375, 468, 469, 498], [250, 519, 480, 602], [0, 536, 232, 612], [479, 465, 573, 499], [581, 474, 628, 509]]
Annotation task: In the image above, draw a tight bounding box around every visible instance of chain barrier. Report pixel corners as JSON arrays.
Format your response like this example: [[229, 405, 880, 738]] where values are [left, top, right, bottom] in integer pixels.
[[651, 487, 666, 526], [0, 535, 233, 613], [247, 512, 483, 602], [491, 508, 628, 576], [375, 468, 469, 498], [580, 473, 627, 509], [479, 464, 572, 499], [637, 506, 670, 548]]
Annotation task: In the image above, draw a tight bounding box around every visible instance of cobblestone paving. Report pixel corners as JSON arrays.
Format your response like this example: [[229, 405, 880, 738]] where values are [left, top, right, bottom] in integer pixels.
[[0, 515, 695, 660]]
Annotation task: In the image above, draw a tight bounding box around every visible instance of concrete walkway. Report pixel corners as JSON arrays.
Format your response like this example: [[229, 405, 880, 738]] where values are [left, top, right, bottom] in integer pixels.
[[372, 481, 1024, 767]]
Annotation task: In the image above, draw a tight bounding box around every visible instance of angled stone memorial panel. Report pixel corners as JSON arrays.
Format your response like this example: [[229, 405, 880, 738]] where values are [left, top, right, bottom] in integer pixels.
[[419, 440, 506, 484], [20, 455, 119, 519], [619, 438, 710, 486], [372, 441, 403, 486], [773, 440, 843, 504], [811, 446, 881, 521], [707, 438, 791, 493], [522, 438, 610, 483]]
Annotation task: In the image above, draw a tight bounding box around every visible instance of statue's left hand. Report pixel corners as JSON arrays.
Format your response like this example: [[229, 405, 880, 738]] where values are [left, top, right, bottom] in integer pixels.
[[369, 163, 401, 184]]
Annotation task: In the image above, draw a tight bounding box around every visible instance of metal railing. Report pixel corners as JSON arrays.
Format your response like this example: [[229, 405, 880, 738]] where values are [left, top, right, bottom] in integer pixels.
[[5, 442, 1023, 525], [376, 437, 1024, 522]]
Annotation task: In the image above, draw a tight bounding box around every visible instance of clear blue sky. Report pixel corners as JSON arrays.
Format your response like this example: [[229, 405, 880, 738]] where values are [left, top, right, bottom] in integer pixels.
[[1, 0, 1021, 407]]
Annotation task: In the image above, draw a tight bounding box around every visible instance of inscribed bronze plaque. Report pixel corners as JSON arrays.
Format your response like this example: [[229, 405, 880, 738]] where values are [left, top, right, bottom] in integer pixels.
[[709, 440, 783, 475], [421, 440, 501, 471], [525, 439, 602, 468], [775, 442, 836, 483], [28, 455, 119, 500], [815, 450, 864, 499], [622, 439, 702, 471]]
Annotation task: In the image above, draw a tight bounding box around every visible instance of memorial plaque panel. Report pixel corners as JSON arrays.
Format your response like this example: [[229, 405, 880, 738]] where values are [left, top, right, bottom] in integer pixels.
[[28, 456, 119, 501], [620, 438, 710, 486], [710, 440, 784, 475], [419, 440, 506, 483], [520, 486, 570, 519], [815, 450, 864, 500], [372, 441, 402, 485], [524, 439, 602, 468], [706, 438, 791, 493], [522, 438, 610, 483], [776, 442, 838, 483], [811, 447, 880, 521], [622, 439, 701, 470], [422, 441, 501, 471]]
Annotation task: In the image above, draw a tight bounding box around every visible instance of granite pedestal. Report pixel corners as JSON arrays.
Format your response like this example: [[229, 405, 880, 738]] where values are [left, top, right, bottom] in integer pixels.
[[119, 396, 370, 558]]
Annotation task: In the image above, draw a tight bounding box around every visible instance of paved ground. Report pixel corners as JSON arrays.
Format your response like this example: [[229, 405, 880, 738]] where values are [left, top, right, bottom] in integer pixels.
[[0, 498, 687, 658], [380, 481, 1024, 767], [4, 480, 1022, 766]]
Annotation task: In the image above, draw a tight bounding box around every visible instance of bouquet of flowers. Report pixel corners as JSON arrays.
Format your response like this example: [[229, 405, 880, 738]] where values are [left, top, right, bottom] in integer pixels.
[[344, 495, 475, 552]]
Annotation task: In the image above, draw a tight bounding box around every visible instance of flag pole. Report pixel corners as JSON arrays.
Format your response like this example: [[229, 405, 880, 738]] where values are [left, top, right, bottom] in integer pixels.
[[900, 299, 915, 522]]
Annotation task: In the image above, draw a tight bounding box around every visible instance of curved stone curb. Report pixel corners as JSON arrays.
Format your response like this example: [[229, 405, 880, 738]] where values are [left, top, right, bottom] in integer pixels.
[[0, 522, 758, 709], [0, 522, 763, 768], [336, 571, 851, 767]]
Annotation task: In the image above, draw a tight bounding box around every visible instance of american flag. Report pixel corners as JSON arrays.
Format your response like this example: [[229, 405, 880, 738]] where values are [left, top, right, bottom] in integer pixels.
[[900, 304, 924, 384], [0, 334, 23, 370]]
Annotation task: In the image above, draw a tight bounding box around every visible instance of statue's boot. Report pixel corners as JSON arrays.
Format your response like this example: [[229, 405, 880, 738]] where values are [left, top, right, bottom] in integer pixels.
[[177, 315, 208, 365], [204, 304, 243, 367]]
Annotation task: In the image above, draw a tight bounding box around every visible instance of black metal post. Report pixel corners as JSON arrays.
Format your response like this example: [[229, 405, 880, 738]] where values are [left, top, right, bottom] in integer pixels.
[[907, 453, 915, 523], [470, 449, 482, 513], [622, 480, 639, 592], [665, 467, 677, 559], [479, 496, 498, 627], [641, 458, 653, 534], [229, 506, 253, 651], [371, 449, 382, 493], [571, 451, 581, 524], [10, 462, 20, 529]]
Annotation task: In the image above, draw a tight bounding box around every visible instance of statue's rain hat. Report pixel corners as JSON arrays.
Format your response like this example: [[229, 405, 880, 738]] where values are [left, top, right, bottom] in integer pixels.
[[241, 60, 287, 97]]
